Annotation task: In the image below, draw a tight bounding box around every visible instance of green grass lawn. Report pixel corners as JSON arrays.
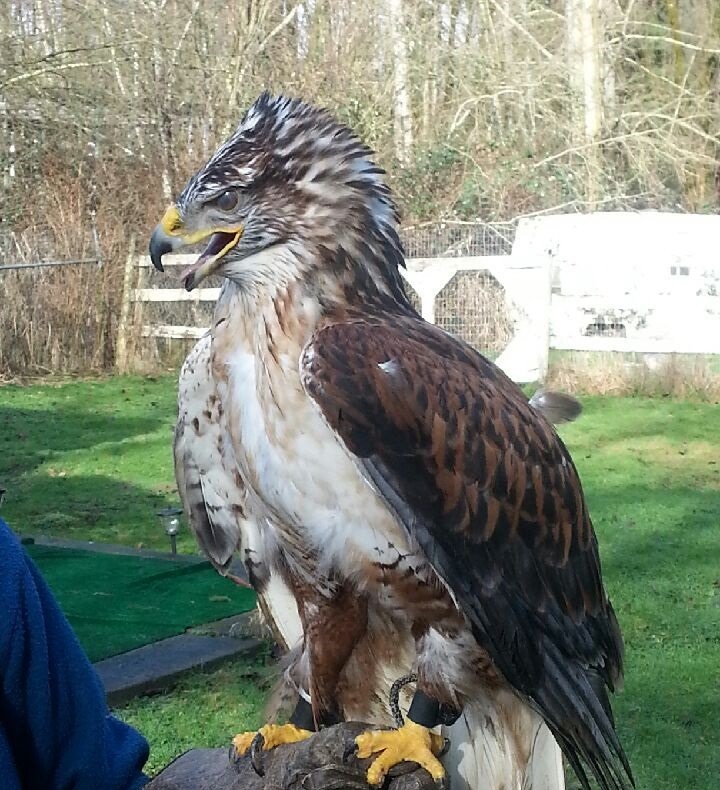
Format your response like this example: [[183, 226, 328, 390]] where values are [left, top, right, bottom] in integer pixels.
[[561, 398, 720, 789], [0, 375, 196, 551], [25, 545, 257, 661], [1, 376, 719, 788]]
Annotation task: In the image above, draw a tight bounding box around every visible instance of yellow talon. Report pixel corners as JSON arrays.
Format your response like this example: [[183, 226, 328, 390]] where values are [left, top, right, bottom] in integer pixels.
[[231, 722, 313, 758], [231, 731, 256, 757], [356, 720, 446, 786]]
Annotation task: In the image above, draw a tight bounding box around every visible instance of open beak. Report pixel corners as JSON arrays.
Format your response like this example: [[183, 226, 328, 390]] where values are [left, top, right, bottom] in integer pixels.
[[149, 205, 243, 291]]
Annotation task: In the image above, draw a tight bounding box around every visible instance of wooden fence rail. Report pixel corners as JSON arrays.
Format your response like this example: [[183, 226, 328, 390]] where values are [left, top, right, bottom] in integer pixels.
[[118, 251, 550, 383], [116, 214, 720, 380]]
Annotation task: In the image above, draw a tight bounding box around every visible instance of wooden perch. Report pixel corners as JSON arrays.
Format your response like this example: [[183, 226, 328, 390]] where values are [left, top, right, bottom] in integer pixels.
[[146, 722, 442, 790]]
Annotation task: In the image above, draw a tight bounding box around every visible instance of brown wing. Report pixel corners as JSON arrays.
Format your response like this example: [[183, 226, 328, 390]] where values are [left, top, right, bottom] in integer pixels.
[[174, 335, 242, 572], [301, 314, 632, 790]]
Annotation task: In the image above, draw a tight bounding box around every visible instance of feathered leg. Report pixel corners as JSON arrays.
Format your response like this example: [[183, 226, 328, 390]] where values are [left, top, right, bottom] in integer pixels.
[[232, 577, 368, 760], [356, 624, 467, 788]]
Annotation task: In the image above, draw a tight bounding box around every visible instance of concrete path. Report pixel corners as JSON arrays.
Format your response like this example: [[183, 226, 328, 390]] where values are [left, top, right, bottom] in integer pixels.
[[97, 628, 263, 707], [22, 534, 264, 706], [94, 608, 266, 707]]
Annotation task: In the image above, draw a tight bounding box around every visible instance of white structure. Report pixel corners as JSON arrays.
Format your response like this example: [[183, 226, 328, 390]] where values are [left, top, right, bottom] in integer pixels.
[[517, 212, 720, 354], [127, 253, 551, 383], [121, 212, 720, 380], [399, 253, 550, 382]]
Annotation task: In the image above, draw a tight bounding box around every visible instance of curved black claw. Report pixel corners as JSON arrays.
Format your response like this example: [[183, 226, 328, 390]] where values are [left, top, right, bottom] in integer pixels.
[[414, 777, 445, 790], [229, 743, 244, 770], [249, 732, 267, 777], [342, 738, 359, 764]]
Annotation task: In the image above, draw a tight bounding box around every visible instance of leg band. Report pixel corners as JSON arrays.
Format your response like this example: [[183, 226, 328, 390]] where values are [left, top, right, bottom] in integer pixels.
[[407, 689, 462, 728], [288, 695, 343, 731]]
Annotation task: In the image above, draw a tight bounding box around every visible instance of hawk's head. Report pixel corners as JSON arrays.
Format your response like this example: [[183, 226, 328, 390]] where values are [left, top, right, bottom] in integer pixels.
[[149, 92, 405, 299]]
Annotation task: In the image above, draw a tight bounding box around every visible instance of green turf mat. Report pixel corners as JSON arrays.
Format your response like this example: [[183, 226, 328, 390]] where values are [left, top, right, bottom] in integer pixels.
[[26, 545, 256, 662]]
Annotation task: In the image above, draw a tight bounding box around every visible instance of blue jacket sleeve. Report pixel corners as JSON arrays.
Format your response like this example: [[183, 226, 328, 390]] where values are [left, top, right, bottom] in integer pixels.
[[0, 518, 150, 790]]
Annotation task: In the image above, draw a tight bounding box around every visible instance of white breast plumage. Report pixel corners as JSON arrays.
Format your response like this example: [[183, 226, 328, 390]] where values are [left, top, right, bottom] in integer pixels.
[[217, 329, 411, 581]]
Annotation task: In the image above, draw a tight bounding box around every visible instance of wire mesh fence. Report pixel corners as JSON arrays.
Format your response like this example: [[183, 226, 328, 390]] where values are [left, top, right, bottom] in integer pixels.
[[134, 223, 518, 365], [1, 231, 64, 265], [0, 260, 114, 374], [401, 222, 515, 258], [1, 222, 517, 375], [435, 271, 516, 359], [0, 230, 111, 375]]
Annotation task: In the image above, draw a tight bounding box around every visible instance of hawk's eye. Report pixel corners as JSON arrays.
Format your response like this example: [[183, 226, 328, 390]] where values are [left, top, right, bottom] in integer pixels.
[[213, 189, 239, 212]]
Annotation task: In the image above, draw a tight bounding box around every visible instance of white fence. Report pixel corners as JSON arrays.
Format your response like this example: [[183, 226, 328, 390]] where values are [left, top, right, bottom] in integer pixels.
[[121, 250, 550, 383], [119, 213, 720, 381], [525, 212, 720, 355], [400, 254, 550, 382]]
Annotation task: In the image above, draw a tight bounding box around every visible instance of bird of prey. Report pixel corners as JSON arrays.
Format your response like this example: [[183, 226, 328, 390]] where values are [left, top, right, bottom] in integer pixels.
[[150, 92, 632, 790], [174, 330, 583, 787]]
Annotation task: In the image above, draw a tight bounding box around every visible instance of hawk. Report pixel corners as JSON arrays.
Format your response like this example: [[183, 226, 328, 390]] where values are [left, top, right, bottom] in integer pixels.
[[150, 93, 632, 790], [174, 330, 583, 788]]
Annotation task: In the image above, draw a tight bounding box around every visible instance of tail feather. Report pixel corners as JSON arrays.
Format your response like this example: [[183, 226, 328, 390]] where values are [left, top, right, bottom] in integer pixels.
[[529, 389, 583, 425], [535, 638, 634, 790], [588, 668, 616, 728], [442, 696, 566, 790]]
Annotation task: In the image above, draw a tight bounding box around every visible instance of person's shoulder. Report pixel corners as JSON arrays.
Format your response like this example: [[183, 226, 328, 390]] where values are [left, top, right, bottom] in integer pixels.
[[0, 518, 31, 657], [0, 518, 27, 576]]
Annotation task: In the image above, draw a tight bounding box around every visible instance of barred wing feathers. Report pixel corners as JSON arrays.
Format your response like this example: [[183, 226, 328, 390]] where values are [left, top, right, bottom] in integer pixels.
[[301, 315, 632, 790], [174, 335, 243, 572]]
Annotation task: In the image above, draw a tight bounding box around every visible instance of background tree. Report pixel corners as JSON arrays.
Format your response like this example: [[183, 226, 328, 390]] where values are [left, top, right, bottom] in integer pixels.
[[1, 0, 719, 373]]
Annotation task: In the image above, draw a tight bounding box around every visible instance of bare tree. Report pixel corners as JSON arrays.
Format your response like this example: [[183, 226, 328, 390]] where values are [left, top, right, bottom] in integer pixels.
[[2, 0, 720, 374], [566, 0, 605, 204], [386, 0, 414, 163]]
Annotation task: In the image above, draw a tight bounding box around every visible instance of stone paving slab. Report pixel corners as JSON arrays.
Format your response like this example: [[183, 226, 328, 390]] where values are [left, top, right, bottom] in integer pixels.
[[97, 632, 263, 707], [20, 535, 262, 705], [21, 534, 206, 564]]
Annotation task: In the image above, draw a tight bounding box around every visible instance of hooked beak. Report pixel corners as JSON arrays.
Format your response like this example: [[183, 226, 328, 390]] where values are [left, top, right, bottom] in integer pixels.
[[148, 205, 244, 290]]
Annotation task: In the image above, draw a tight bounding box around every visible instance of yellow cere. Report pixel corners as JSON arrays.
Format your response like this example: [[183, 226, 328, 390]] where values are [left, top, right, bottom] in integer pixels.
[[159, 204, 244, 253], [160, 205, 183, 235]]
